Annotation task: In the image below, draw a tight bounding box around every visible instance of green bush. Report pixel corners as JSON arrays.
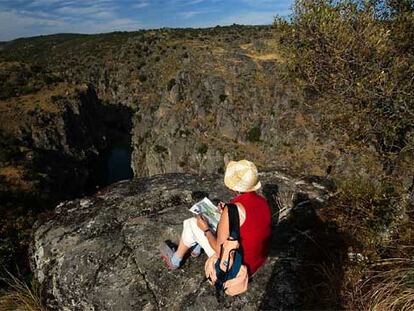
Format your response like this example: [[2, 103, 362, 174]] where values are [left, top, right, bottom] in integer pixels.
[[51, 95, 63, 103], [154, 145, 168, 154], [247, 124, 261, 142], [336, 176, 402, 240], [138, 73, 147, 82], [275, 0, 414, 173], [274, 2, 414, 308], [167, 78, 176, 91], [197, 144, 208, 155]]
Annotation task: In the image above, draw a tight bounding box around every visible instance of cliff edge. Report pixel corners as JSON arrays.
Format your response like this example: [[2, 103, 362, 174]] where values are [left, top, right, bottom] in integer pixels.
[[31, 170, 335, 310]]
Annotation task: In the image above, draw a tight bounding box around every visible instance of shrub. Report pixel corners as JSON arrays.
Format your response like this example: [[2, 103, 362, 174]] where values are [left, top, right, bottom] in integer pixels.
[[197, 144, 208, 155], [333, 175, 404, 248], [167, 78, 176, 91], [153, 145, 168, 154], [138, 73, 147, 82], [247, 124, 261, 142], [274, 1, 414, 308], [50, 95, 63, 103], [219, 94, 227, 102], [275, 0, 414, 173]]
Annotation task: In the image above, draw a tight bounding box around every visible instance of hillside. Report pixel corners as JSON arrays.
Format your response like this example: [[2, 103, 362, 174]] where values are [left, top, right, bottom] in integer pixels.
[[0, 13, 413, 310], [0, 24, 289, 286]]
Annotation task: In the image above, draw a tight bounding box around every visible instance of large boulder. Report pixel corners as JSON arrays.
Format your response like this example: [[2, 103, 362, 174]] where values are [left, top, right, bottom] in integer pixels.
[[31, 170, 334, 310]]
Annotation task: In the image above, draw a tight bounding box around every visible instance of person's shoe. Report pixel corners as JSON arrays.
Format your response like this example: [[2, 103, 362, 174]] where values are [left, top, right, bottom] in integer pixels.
[[190, 244, 202, 258], [160, 241, 179, 270]]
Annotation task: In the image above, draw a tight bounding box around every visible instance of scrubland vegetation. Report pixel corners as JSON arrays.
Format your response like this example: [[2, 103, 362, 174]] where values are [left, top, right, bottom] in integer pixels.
[[273, 0, 413, 309], [0, 1, 413, 308], [0, 25, 273, 287]]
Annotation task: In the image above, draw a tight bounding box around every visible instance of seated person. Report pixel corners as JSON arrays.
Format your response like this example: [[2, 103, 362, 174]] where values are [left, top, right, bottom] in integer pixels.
[[161, 159, 271, 276]]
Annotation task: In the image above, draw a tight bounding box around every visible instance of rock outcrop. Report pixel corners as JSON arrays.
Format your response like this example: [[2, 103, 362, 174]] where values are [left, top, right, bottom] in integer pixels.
[[31, 170, 335, 310], [0, 84, 132, 198], [130, 49, 289, 178]]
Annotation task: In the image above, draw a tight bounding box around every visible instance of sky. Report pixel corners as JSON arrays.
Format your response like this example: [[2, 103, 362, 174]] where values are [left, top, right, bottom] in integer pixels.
[[0, 0, 293, 41]]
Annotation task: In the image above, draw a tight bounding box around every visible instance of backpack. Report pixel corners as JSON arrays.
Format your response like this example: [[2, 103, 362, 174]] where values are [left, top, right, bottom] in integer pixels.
[[204, 202, 249, 296]]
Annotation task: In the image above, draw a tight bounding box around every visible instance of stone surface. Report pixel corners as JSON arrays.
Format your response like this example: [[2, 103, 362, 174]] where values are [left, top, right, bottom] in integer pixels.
[[31, 170, 334, 310]]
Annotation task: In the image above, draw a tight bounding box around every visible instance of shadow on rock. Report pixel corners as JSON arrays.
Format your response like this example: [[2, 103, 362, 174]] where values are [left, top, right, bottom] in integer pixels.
[[261, 190, 349, 310], [262, 183, 283, 223]]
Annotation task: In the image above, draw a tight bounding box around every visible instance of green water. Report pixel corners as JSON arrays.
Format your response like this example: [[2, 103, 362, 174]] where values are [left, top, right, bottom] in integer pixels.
[[104, 147, 134, 184], [88, 145, 133, 192]]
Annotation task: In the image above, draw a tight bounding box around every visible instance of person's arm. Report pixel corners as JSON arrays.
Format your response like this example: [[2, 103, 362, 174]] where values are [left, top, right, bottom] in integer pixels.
[[196, 206, 230, 255]]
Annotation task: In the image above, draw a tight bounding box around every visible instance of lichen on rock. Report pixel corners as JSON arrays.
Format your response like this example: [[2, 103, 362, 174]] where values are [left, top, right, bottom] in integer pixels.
[[31, 170, 334, 310]]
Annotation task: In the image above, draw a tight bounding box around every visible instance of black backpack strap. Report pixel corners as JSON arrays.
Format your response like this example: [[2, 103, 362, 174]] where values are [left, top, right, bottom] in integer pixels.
[[226, 203, 240, 240]]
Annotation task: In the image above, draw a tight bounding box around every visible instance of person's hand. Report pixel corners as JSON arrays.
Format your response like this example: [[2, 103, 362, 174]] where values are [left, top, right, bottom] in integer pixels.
[[217, 201, 226, 213], [196, 215, 209, 231]]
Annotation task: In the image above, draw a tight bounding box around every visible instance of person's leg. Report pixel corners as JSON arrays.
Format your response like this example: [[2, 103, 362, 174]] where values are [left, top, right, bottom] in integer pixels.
[[175, 239, 190, 258], [191, 244, 202, 257], [162, 218, 196, 269], [181, 217, 216, 257], [162, 217, 216, 269], [174, 240, 201, 258], [172, 218, 198, 262], [175, 222, 201, 258]]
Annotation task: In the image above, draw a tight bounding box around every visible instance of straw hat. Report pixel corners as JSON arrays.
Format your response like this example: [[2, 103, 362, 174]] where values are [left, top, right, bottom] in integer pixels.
[[224, 160, 261, 192]]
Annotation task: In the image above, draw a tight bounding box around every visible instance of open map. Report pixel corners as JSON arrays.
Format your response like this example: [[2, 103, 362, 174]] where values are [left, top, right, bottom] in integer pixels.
[[189, 197, 221, 231]]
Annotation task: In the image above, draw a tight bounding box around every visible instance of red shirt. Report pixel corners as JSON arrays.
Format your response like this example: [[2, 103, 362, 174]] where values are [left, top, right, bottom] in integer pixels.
[[231, 192, 271, 275]]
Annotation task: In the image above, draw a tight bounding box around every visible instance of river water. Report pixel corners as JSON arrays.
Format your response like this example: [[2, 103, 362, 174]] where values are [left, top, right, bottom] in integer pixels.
[[103, 147, 134, 184], [87, 145, 134, 193]]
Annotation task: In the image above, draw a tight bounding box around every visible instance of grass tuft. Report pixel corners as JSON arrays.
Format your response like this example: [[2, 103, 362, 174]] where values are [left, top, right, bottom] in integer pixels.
[[352, 264, 414, 311], [0, 272, 46, 311]]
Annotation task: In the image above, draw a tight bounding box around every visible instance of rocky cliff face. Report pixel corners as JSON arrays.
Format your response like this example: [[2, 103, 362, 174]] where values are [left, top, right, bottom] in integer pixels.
[[31, 170, 337, 310], [2, 27, 409, 184], [0, 83, 132, 199], [131, 59, 284, 177], [3, 27, 321, 179]]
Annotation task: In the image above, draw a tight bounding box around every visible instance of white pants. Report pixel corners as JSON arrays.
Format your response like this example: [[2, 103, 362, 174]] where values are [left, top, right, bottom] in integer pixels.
[[181, 217, 216, 257]]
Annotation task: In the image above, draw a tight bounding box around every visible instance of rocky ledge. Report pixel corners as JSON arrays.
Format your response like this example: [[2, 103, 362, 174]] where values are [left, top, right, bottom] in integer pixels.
[[31, 170, 336, 310]]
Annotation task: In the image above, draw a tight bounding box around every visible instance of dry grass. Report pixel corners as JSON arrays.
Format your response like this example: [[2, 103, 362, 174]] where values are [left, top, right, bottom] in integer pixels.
[[348, 264, 414, 311], [212, 47, 226, 55], [0, 82, 75, 114], [0, 61, 24, 70], [326, 177, 413, 310], [274, 140, 332, 176], [0, 166, 25, 179], [246, 52, 283, 61], [0, 82, 81, 140], [306, 262, 344, 308], [197, 132, 267, 167], [0, 272, 46, 311], [0, 166, 34, 192], [240, 41, 285, 63]]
